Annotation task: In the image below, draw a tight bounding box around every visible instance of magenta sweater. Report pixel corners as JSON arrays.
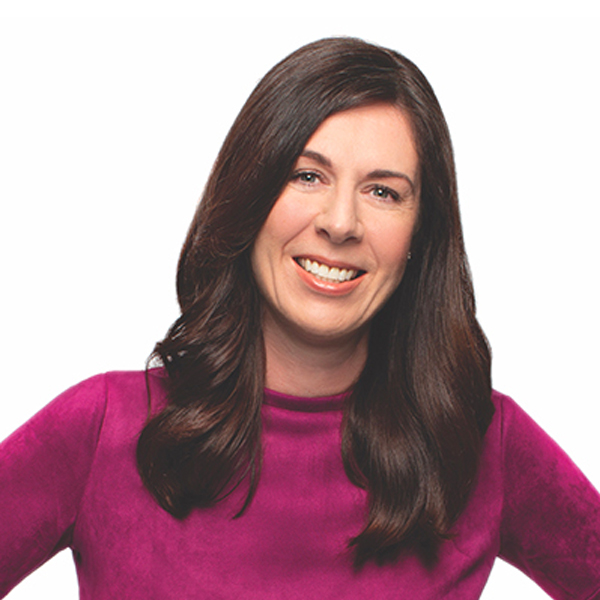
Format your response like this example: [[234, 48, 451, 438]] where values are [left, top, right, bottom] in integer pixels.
[[1, 370, 599, 598]]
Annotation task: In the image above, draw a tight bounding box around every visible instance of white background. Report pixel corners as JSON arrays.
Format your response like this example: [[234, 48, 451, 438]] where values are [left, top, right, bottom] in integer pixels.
[[0, 14, 598, 599]]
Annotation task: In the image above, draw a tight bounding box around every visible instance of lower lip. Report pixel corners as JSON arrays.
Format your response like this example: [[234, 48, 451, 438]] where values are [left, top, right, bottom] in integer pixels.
[[293, 260, 364, 296]]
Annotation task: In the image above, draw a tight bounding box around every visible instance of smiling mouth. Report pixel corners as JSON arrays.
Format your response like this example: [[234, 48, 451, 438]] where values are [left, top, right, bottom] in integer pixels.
[[295, 257, 365, 284]]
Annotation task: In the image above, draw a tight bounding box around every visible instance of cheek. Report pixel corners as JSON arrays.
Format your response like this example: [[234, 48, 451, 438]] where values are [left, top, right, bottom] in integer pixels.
[[374, 221, 416, 276], [259, 193, 315, 251], [250, 196, 307, 286], [250, 204, 287, 275]]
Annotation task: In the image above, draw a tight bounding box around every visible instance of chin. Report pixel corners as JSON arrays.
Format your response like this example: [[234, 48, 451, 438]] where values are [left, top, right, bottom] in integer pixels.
[[292, 319, 368, 345]]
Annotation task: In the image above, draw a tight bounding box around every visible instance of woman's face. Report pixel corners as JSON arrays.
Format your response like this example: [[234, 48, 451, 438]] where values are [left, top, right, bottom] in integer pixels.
[[251, 103, 420, 346]]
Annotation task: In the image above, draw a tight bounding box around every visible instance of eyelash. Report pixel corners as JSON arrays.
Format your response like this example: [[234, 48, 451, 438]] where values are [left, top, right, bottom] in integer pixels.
[[368, 185, 400, 202], [290, 170, 402, 203], [291, 170, 322, 185]]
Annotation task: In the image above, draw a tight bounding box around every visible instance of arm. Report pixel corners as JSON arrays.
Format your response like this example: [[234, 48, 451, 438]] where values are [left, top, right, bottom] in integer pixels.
[[498, 393, 600, 599], [0, 374, 107, 597]]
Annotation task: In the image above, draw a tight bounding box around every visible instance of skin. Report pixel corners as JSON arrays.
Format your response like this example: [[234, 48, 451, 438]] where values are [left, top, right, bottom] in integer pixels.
[[251, 103, 420, 396]]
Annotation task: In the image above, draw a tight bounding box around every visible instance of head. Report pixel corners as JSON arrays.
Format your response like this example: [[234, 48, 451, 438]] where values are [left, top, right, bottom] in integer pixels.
[[177, 37, 463, 329]]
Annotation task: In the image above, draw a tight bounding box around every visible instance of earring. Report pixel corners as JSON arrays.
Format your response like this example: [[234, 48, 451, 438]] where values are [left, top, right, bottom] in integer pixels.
[[407, 251, 412, 261]]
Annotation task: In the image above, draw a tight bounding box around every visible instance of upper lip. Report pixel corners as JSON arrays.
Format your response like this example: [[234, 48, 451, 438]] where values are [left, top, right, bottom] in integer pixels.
[[293, 254, 366, 273]]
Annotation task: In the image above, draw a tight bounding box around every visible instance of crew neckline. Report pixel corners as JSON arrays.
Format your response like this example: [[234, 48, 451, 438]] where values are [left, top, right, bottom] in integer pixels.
[[263, 387, 349, 412]]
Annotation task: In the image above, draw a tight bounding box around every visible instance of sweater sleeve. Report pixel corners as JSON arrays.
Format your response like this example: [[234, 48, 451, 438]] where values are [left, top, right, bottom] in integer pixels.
[[498, 393, 600, 599], [0, 374, 108, 597]]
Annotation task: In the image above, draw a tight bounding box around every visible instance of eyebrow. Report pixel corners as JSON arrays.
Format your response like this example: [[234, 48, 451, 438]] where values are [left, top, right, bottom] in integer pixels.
[[299, 150, 416, 192], [300, 150, 332, 168]]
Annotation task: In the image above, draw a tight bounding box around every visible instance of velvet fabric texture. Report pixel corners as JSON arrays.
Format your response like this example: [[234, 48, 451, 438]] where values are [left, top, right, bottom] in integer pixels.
[[1, 370, 599, 599]]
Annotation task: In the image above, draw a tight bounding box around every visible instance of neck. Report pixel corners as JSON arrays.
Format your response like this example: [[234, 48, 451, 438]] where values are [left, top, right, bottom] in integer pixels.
[[262, 312, 368, 397]]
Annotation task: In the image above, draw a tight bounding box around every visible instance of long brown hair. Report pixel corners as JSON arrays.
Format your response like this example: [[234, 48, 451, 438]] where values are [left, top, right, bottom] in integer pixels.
[[137, 37, 494, 565]]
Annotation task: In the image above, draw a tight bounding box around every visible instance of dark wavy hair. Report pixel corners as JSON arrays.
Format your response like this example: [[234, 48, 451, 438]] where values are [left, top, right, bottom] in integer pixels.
[[137, 37, 494, 566]]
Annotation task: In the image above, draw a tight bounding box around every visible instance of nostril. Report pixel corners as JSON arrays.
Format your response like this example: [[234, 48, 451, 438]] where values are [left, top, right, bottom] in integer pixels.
[[314, 216, 362, 244]]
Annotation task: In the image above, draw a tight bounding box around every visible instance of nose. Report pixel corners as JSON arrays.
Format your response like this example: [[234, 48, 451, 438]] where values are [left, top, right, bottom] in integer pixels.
[[314, 187, 364, 244]]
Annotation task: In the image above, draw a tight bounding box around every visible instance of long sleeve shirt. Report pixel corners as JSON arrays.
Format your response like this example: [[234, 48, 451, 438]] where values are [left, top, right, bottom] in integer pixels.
[[1, 370, 599, 598]]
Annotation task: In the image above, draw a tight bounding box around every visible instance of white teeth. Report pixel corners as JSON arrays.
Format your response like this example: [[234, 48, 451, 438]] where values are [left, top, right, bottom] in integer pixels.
[[297, 258, 359, 283]]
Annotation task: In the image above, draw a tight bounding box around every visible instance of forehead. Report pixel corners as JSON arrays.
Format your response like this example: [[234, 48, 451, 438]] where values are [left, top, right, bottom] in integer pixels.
[[301, 104, 418, 174]]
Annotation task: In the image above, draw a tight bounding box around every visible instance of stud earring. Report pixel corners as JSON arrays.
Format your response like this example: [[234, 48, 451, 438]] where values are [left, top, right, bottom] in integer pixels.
[[407, 251, 412, 261]]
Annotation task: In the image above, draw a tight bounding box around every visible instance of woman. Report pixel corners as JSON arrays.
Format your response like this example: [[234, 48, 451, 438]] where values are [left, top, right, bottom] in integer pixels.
[[1, 37, 599, 599]]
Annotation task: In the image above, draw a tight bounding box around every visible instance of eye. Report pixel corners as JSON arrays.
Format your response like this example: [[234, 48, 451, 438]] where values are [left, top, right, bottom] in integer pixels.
[[369, 184, 400, 202], [291, 170, 321, 185]]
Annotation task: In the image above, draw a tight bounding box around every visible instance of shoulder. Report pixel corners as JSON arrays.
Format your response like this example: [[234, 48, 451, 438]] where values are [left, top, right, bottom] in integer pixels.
[[102, 368, 168, 410], [479, 389, 591, 501], [101, 368, 169, 429], [489, 388, 521, 422], [490, 388, 600, 525], [489, 389, 568, 464], [13, 369, 169, 446], [58, 368, 168, 407]]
